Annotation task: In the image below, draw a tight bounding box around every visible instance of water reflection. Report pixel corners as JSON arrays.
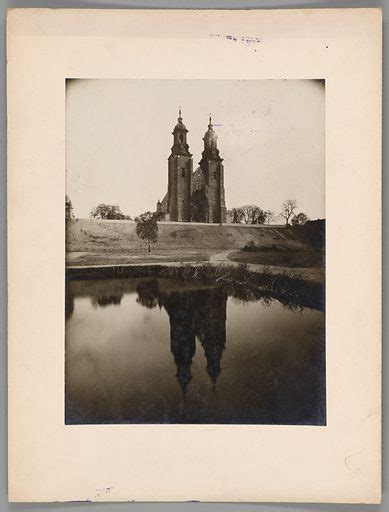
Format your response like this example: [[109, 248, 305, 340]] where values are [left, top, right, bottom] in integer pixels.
[[160, 284, 227, 396], [92, 294, 123, 308], [65, 277, 325, 425]]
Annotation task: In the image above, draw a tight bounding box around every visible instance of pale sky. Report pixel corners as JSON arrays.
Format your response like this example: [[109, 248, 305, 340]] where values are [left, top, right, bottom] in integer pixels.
[[66, 79, 325, 220]]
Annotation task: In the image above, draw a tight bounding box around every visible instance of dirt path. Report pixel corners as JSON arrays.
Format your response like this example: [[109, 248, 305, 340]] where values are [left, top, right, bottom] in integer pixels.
[[209, 250, 234, 263]]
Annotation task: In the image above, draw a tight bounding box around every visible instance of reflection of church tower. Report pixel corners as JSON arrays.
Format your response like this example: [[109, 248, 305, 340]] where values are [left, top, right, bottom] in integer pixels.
[[195, 287, 227, 387], [172, 333, 195, 398], [164, 292, 196, 398], [198, 116, 227, 224], [152, 284, 228, 397], [168, 109, 193, 222]]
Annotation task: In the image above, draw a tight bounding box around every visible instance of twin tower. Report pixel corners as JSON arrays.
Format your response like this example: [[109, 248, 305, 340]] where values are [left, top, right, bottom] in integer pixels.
[[156, 109, 227, 224]]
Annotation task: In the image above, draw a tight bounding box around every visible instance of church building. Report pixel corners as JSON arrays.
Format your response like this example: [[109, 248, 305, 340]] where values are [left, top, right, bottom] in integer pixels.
[[156, 109, 227, 223]]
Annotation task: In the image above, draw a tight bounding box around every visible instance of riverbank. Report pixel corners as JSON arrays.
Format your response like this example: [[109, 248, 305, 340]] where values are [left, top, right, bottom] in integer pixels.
[[66, 262, 324, 311], [66, 219, 324, 283]]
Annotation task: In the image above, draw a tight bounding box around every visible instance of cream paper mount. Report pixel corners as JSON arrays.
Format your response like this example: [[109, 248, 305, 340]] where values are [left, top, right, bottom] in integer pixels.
[[8, 8, 381, 503]]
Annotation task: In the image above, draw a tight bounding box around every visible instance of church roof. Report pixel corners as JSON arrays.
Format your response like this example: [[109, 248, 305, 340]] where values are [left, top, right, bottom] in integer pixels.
[[173, 107, 188, 131], [203, 115, 218, 143], [200, 115, 222, 161], [192, 167, 202, 178]]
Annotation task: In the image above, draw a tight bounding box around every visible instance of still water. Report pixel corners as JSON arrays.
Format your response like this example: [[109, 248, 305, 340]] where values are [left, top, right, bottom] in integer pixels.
[[65, 277, 325, 425]]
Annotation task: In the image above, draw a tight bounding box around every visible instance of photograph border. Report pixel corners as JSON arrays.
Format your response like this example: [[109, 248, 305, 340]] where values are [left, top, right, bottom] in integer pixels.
[[7, 6, 381, 504]]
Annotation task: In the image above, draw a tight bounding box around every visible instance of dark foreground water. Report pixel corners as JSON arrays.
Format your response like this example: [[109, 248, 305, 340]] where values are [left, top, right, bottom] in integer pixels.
[[65, 277, 325, 425]]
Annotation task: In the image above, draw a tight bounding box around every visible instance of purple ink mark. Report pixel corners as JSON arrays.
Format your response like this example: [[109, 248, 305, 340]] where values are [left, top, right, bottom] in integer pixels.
[[210, 34, 262, 46]]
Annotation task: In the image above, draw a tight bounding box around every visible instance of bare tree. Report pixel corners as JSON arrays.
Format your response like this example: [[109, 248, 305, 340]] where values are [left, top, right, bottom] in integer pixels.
[[280, 200, 297, 225]]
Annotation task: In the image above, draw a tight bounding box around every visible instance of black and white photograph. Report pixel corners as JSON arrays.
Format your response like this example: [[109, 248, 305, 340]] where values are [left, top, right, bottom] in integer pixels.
[[65, 78, 326, 425], [7, 6, 382, 504]]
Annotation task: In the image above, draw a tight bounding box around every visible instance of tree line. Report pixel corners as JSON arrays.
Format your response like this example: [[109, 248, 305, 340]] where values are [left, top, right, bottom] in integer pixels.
[[65, 198, 132, 220], [89, 204, 132, 220], [229, 200, 309, 226], [66, 197, 309, 226], [65, 196, 310, 254]]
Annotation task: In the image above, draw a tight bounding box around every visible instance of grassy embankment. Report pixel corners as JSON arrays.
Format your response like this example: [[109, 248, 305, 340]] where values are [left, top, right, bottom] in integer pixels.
[[66, 219, 310, 265], [66, 219, 325, 288]]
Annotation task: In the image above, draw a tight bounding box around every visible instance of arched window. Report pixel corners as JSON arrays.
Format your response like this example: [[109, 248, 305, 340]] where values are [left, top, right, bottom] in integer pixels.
[[181, 168, 186, 177], [179, 134, 184, 144]]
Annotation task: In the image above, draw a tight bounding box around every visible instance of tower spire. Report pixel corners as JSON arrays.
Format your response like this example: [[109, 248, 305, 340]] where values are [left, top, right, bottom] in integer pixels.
[[168, 107, 193, 221], [201, 113, 219, 157]]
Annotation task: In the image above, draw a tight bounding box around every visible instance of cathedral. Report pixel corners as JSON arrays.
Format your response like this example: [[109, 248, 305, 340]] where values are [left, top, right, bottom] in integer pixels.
[[156, 109, 227, 224]]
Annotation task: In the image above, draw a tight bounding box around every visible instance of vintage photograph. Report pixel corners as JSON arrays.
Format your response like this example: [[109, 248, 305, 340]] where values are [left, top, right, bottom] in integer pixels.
[[65, 79, 325, 425]]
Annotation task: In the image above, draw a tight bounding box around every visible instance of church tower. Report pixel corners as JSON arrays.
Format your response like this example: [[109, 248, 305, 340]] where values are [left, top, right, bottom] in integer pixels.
[[198, 116, 227, 224], [167, 109, 193, 222]]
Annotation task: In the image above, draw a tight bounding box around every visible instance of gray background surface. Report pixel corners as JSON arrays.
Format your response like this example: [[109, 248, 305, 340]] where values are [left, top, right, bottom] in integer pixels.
[[0, 0, 385, 510]]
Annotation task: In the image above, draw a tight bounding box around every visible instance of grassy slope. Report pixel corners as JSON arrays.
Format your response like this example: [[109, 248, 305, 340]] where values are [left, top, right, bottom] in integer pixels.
[[66, 220, 324, 283], [66, 219, 307, 254]]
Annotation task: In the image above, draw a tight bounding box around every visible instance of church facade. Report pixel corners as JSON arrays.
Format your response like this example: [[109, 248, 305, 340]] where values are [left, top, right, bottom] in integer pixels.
[[156, 110, 227, 224]]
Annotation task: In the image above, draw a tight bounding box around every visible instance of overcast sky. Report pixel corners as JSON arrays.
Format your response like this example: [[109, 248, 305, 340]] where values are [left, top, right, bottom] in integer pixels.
[[66, 79, 325, 220]]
